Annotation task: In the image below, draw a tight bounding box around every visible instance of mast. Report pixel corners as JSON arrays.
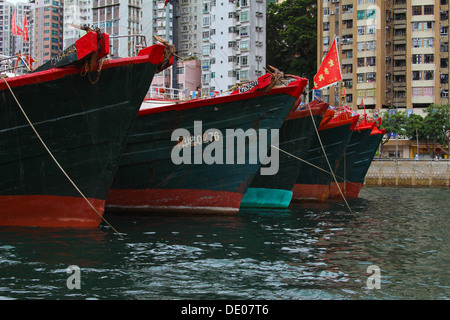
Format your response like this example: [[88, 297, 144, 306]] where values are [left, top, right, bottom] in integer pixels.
[[169, 0, 178, 92]]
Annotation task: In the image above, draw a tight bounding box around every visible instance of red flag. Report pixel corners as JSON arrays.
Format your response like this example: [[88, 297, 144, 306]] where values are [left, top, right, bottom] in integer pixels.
[[164, 0, 170, 6], [11, 12, 17, 35], [313, 38, 342, 90], [23, 14, 29, 42], [11, 12, 24, 37], [360, 98, 366, 112]]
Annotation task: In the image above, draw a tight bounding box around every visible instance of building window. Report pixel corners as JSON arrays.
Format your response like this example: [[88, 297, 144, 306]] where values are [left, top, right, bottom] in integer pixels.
[[323, 22, 330, 31], [240, 41, 248, 51], [357, 89, 365, 98], [366, 72, 376, 82], [424, 5, 434, 15], [357, 26, 365, 35], [366, 56, 376, 66], [424, 70, 434, 80], [366, 9, 376, 19], [412, 54, 422, 64], [413, 38, 422, 48], [412, 22, 422, 31], [357, 58, 365, 67], [424, 87, 434, 96], [357, 10, 365, 20], [412, 87, 422, 96], [424, 54, 434, 64], [412, 6, 422, 15], [366, 41, 376, 51], [367, 25, 376, 35], [240, 11, 248, 22], [240, 56, 248, 66], [240, 70, 248, 80], [357, 73, 365, 82], [412, 71, 422, 80], [424, 38, 434, 48], [357, 42, 365, 51], [424, 21, 434, 30]]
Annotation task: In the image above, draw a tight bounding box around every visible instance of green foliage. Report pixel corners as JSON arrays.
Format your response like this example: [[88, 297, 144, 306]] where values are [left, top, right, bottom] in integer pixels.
[[380, 109, 407, 145], [381, 105, 450, 156], [421, 104, 450, 156], [266, 0, 317, 84]]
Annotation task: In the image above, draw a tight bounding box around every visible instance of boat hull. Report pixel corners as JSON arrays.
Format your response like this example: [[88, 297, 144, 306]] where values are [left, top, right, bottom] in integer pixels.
[[240, 100, 328, 208], [328, 125, 373, 199], [0, 53, 161, 227], [343, 131, 384, 198], [292, 119, 354, 202], [107, 79, 307, 214]]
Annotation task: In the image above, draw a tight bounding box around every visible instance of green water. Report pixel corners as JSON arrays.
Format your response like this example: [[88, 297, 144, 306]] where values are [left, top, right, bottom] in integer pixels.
[[0, 187, 448, 300]]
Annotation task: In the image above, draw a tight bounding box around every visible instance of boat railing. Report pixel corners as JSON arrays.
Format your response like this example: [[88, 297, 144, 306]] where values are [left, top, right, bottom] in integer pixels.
[[146, 86, 193, 101], [109, 34, 148, 57], [0, 54, 33, 76]]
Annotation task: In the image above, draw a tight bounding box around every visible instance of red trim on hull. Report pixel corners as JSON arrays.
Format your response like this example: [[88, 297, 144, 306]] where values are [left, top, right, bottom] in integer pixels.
[[329, 182, 363, 199], [137, 78, 307, 116], [0, 195, 104, 227], [0, 45, 164, 91], [291, 184, 330, 202], [106, 189, 243, 215]]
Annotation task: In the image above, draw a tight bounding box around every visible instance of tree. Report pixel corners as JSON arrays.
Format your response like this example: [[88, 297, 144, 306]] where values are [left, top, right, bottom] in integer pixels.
[[266, 0, 317, 84], [379, 109, 407, 157], [404, 113, 424, 157], [421, 104, 450, 158]]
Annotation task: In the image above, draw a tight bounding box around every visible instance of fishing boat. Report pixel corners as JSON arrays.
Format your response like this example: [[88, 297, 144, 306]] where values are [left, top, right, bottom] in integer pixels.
[[0, 30, 172, 227], [340, 121, 385, 198], [328, 109, 376, 199], [291, 108, 359, 202], [240, 99, 329, 209], [106, 73, 308, 214]]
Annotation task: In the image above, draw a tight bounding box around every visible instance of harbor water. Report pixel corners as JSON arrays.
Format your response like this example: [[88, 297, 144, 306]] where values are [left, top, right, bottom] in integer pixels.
[[0, 187, 448, 301]]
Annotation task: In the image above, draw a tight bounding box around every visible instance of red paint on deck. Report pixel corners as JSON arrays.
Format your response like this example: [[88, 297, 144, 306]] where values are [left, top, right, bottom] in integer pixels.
[[0, 195, 104, 227], [107, 189, 244, 215]]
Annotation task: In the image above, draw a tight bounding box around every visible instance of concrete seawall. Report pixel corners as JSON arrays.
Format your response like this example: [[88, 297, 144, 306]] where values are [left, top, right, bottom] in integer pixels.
[[364, 159, 450, 187]]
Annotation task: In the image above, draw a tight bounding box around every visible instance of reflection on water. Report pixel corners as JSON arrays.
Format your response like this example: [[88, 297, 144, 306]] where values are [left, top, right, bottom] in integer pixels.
[[0, 187, 448, 300]]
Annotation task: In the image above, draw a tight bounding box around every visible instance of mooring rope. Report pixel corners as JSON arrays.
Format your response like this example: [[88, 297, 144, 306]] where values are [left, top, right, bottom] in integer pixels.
[[2, 77, 123, 239], [271, 145, 424, 215], [305, 104, 354, 215]]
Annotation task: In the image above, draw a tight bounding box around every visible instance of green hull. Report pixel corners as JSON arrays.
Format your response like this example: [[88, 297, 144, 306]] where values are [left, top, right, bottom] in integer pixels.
[[240, 188, 293, 209]]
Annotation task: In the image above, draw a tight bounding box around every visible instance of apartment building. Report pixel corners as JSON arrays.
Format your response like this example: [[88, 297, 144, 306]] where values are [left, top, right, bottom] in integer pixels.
[[63, 0, 92, 48], [200, 0, 266, 95], [317, 0, 449, 116], [33, 0, 64, 67], [0, 1, 15, 57], [91, 0, 153, 57], [0, 1, 33, 59]]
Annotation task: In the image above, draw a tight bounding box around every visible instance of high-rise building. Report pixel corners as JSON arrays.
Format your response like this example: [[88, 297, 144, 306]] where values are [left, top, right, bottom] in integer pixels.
[[91, 0, 153, 57], [201, 0, 266, 94], [33, 0, 64, 67], [0, 1, 16, 57], [317, 0, 449, 116], [63, 0, 93, 48]]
